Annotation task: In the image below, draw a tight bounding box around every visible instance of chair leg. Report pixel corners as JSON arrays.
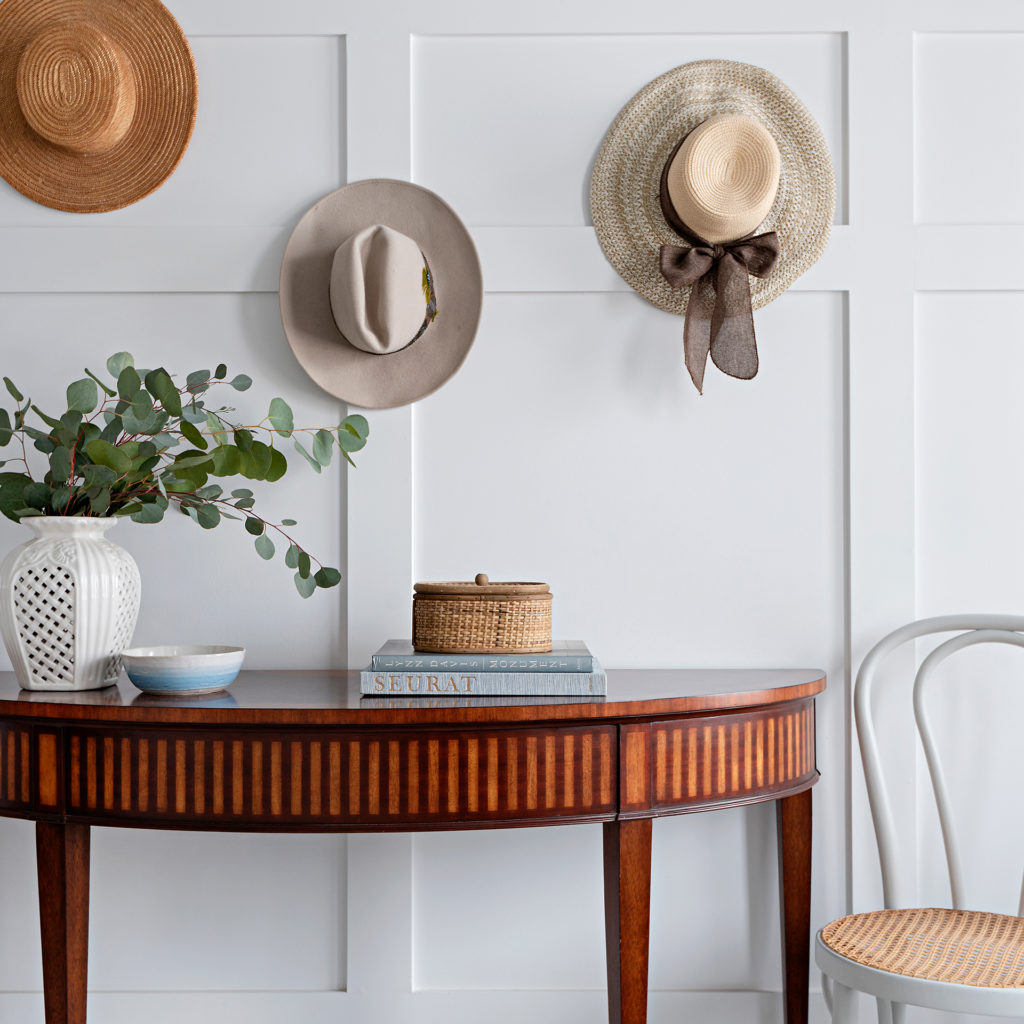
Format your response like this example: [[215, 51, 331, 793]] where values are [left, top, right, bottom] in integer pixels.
[[832, 981, 857, 1024], [820, 972, 833, 1016], [890, 1002, 906, 1024], [876, 997, 893, 1024]]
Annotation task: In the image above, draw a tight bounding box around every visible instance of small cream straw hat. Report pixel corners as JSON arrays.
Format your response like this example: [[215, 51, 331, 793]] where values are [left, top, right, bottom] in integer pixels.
[[0, 0, 197, 213], [280, 180, 483, 410], [590, 59, 835, 392]]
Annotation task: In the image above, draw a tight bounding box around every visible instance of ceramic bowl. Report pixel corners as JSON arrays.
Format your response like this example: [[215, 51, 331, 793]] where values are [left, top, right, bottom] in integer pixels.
[[122, 645, 245, 696]]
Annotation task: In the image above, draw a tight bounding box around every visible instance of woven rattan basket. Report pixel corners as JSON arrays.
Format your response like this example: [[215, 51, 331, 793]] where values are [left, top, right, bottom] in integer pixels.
[[412, 573, 552, 654]]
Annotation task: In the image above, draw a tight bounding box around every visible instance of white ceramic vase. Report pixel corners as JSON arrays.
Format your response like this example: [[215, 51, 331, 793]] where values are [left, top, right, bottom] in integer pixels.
[[0, 517, 141, 691]]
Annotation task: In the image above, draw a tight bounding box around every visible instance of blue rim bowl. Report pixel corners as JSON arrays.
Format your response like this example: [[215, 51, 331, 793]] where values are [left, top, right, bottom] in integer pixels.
[[122, 644, 245, 696]]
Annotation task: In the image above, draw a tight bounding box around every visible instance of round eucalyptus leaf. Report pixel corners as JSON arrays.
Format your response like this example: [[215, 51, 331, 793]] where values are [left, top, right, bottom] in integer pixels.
[[265, 447, 287, 482], [314, 567, 341, 588], [117, 366, 141, 401], [195, 504, 221, 530], [131, 503, 165, 524], [48, 446, 72, 482], [294, 572, 316, 599], [341, 414, 369, 439], [312, 429, 333, 466], [66, 379, 98, 414], [107, 352, 134, 378], [268, 397, 294, 436], [86, 439, 132, 475]]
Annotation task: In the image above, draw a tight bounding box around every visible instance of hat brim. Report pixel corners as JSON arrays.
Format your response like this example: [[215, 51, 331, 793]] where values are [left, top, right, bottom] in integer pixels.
[[279, 179, 483, 410], [0, 0, 197, 214], [590, 59, 836, 314]]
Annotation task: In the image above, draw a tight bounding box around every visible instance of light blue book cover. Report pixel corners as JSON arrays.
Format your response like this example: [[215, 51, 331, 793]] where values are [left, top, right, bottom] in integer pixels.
[[360, 660, 607, 697], [370, 639, 595, 674]]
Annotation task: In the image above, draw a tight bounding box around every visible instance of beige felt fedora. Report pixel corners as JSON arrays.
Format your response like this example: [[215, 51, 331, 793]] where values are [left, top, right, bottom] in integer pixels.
[[280, 180, 483, 410], [0, 0, 198, 213]]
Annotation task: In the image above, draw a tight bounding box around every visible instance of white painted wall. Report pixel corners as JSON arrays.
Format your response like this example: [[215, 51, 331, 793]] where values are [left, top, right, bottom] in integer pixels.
[[0, 0, 1019, 1022]]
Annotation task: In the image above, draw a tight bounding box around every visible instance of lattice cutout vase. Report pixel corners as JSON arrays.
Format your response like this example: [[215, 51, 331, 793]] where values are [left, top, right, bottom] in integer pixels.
[[0, 517, 140, 691]]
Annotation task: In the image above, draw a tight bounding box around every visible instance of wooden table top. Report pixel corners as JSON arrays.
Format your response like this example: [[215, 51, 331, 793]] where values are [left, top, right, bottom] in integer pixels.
[[0, 668, 826, 726]]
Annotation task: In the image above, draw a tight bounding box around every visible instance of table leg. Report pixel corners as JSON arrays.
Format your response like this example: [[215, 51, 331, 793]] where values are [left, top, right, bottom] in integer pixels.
[[777, 788, 812, 1024], [36, 822, 90, 1024], [603, 817, 653, 1024]]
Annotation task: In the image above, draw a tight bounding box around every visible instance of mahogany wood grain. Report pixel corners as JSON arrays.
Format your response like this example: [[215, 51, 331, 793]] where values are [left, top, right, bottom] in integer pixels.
[[777, 787, 813, 1024], [604, 817, 653, 1024], [36, 823, 89, 1024], [0, 668, 823, 1024]]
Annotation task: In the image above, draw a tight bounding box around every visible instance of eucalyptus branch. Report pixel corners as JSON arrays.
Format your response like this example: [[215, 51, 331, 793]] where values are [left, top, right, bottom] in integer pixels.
[[0, 353, 368, 599]]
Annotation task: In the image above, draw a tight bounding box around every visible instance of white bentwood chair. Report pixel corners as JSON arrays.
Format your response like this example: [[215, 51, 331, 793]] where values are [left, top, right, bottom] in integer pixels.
[[816, 615, 1024, 1023]]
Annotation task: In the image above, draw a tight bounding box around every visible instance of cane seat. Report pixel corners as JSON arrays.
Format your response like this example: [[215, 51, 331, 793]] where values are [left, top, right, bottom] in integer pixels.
[[822, 908, 1024, 988]]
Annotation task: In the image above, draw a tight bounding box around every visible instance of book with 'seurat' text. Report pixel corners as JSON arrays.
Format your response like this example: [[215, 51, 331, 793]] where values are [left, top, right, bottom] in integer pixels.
[[369, 639, 595, 674], [359, 660, 606, 697]]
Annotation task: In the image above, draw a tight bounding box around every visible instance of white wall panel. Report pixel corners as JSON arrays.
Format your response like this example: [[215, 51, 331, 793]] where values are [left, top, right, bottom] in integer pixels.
[[0, 820, 43, 989], [90, 830, 346, 990], [414, 291, 843, 671], [915, 33, 1024, 225], [412, 33, 846, 226], [914, 292, 1024, 917], [413, 825, 605, 989]]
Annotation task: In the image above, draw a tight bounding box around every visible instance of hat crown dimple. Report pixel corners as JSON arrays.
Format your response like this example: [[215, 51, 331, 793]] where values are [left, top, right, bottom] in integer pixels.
[[16, 20, 137, 154], [329, 224, 430, 356]]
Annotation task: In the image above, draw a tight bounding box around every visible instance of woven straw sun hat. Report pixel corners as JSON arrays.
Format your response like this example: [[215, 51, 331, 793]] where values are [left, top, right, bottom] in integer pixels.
[[0, 0, 197, 214], [280, 179, 483, 410], [590, 59, 835, 318]]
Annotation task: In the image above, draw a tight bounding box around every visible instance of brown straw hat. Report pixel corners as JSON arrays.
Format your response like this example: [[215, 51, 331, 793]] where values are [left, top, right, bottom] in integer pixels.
[[591, 59, 835, 392], [279, 180, 483, 410], [0, 0, 198, 214]]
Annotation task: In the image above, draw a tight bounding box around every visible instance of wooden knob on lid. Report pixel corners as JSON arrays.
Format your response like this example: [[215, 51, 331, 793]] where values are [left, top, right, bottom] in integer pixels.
[[16, 21, 138, 154], [474, 573, 489, 586]]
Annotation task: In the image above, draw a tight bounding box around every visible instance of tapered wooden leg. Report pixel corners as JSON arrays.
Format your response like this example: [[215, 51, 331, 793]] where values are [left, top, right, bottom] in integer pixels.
[[36, 823, 90, 1024], [603, 817, 653, 1024], [777, 788, 812, 1024]]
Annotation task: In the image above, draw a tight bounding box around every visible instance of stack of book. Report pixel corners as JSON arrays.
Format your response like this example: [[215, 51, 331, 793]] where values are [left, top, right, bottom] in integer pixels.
[[360, 640, 605, 696]]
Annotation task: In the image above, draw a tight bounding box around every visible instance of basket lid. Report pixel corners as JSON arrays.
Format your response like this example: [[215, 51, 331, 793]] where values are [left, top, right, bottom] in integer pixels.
[[414, 573, 550, 597]]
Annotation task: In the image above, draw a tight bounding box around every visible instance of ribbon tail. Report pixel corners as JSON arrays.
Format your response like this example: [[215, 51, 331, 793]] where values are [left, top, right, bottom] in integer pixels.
[[683, 278, 714, 395], [708, 255, 759, 381]]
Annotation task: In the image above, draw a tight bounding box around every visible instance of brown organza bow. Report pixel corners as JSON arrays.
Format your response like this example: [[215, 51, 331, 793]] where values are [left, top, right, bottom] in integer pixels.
[[659, 234, 778, 393], [657, 136, 779, 394]]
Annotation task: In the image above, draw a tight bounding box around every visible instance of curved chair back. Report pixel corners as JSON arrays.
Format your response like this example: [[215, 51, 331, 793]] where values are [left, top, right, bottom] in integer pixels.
[[855, 615, 1024, 911]]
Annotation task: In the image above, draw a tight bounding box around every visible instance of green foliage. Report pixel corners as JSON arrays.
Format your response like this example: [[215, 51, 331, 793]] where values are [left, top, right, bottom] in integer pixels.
[[0, 352, 370, 599], [267, 398, 293, 436], [66, 379, 98, 414]]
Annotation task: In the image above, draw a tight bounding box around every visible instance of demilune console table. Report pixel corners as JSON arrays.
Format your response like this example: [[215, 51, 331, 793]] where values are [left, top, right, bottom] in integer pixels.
[[0, 667, 825, 1024]]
